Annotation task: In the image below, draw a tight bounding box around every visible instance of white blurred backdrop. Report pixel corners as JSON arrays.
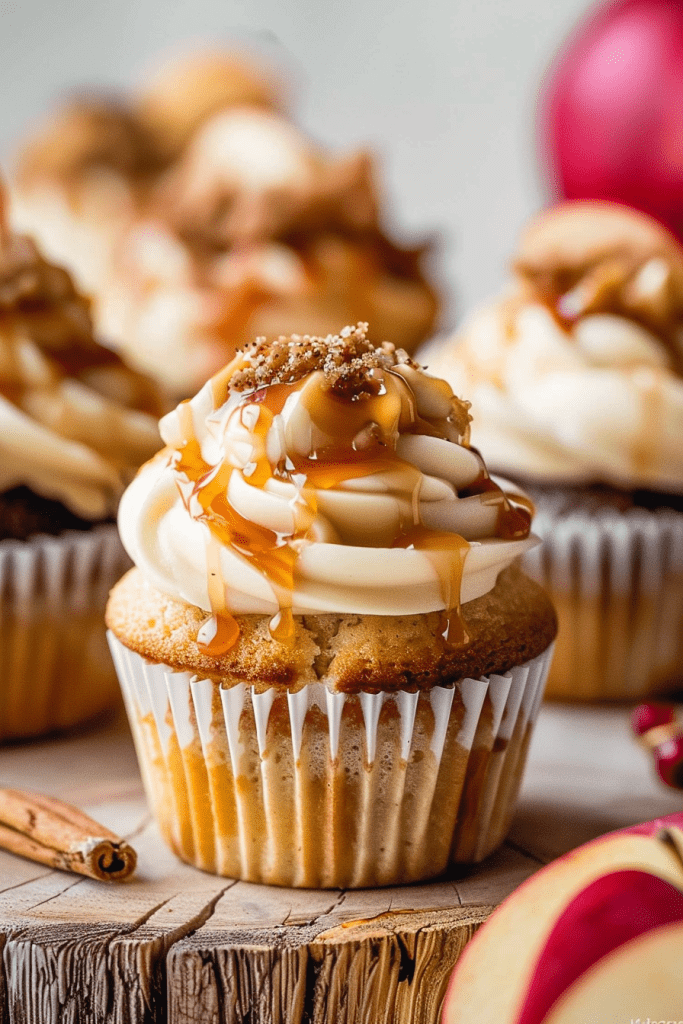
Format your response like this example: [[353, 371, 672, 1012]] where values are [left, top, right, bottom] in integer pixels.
[[0, 0, 592, 328]]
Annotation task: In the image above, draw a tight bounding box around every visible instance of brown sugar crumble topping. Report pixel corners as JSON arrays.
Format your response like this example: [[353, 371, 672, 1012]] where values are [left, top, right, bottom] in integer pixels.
[[229, 322, 418, 399]]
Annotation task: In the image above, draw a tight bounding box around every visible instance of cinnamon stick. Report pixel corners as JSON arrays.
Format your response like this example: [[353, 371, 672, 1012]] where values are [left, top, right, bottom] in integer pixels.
[[0, 788, 137, 882]]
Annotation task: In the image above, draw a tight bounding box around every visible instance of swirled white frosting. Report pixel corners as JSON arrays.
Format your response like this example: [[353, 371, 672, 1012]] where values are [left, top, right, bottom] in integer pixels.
[[119, 329, 534, 617], [425, 301, 683, 492], [0, 329, 161, 520], [0, 221, 161, 520]]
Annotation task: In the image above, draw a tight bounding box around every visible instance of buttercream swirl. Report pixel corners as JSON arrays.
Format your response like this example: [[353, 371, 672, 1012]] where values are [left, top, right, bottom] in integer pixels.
[[0, 186, 161, 520], [424, 202, 683, 493], [119, 324, 534, 644]]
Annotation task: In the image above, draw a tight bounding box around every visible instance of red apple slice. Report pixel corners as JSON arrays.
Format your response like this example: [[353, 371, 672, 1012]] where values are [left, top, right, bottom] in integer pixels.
[[544, 920, 683, 1024], [442, 813, 683, 1024], [518, 870, 683, 1024]]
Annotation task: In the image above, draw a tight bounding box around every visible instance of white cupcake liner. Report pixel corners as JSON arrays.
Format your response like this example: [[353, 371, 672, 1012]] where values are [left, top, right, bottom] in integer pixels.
[[0, 526, 130, 742], [108, 633, 553, 887], [524, 506, 683, 700]]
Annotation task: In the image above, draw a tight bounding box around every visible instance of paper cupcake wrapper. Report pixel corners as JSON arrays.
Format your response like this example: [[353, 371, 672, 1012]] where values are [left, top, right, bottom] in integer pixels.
[[108, 634, 553, 887], [524, 506, 683, 701], [0, 526, 129, 742]]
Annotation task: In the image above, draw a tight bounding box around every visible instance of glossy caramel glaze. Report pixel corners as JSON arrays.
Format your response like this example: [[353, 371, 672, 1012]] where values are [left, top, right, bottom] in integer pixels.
[[155, 328, 533, 656]]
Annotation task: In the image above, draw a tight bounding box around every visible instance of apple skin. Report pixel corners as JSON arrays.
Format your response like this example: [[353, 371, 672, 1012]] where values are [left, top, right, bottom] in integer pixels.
[[632, 703, 683, 789], [442, 812, 683, 1024], [542, 0, 683, 241], [517, 870, 683, 1024], [631, 702, 677, 736]]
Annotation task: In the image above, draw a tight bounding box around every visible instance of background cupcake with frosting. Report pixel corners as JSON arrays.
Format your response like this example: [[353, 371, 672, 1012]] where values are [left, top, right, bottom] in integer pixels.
[[12, 51, 440, 403], [424, 200, 683, 702], [0, 181, 161, 741], [106, 322, 556, 887]]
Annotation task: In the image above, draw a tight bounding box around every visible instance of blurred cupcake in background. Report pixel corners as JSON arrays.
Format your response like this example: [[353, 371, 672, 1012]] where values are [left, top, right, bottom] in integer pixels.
[[10, 50, 282, 306], [11, 97, 163, 302], [100, 107, 439, 398], [422, 200, 683, 702], [12, 49, 440, 403], [0, 180, 161, 741]]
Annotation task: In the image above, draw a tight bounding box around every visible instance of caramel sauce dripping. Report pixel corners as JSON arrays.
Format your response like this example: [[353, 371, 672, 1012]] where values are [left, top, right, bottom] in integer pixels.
[[392, 526, 470, 644], [459, 447, 533, 540], [173, 367, 531, 657], [174, 400, 301, 649], [196, 611, 240, 656], [0, 324, 31, 406], [524, 262, 683, 376]]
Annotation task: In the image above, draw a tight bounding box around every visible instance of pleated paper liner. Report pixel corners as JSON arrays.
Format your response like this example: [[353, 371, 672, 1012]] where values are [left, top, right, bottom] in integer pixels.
[[0, 526, 130, 742], [109, 633, 553, 887], [524, 507, 683, 701]]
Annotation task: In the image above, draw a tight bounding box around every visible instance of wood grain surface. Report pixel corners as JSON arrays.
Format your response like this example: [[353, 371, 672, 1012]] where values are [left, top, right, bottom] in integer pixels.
[[0, 702, 679, 1023]]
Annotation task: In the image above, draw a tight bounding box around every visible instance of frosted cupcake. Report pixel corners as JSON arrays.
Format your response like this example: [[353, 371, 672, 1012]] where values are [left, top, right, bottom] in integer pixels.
[[106, 323, 555, 886], [13, 60, 439, 401], [0, 184, 161, 741], [97, 107, 439, 399], [11, 50, 281, 303], [424, 201, 683, 701]]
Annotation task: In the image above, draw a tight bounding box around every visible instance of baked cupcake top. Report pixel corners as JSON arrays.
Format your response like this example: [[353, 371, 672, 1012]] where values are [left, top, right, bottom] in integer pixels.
[[0, 185, 161, 522], [119, 323, 535, 655], [425, 201, 683, 493]]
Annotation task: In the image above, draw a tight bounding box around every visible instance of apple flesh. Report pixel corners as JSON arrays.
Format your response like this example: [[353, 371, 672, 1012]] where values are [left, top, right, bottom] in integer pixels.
[[442, 812, 683, 1024], [518, 870, 683, 1024], [543, 920, 683, 1024]]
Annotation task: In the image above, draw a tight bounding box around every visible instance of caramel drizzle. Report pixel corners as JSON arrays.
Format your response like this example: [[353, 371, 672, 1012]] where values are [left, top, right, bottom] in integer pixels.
[[521, 261, 683, 376], [174, 398, 301, 648], [392, 526, 471, 644], [459, 447, 533, 541], [172, 371, 531, 656]]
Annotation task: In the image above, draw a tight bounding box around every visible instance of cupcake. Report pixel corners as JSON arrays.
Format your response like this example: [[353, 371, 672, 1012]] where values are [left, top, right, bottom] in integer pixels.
[[11, 97, 160, 300], [0, 183, 161, 741], [13, 59, 439, 402], [10, 50, 281, 304], [98, 107, 439, 399], [423, 200, 683, 701], [106, 323, 556, 887]]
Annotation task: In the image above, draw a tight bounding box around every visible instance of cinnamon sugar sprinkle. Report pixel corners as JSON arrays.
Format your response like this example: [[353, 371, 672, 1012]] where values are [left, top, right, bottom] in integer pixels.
[[229, 322, 418, 399]]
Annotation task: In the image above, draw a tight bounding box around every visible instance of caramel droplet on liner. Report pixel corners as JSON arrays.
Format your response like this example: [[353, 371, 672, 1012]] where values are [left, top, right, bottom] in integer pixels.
[[197, 613, 240, 656]]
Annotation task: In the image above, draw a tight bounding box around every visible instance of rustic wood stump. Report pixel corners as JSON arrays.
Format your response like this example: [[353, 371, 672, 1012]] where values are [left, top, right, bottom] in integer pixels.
[[0, 704, 679, 1023]]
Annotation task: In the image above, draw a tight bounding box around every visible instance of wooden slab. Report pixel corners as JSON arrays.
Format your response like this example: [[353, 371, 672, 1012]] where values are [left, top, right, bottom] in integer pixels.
[[0, 702, 679, 1023]]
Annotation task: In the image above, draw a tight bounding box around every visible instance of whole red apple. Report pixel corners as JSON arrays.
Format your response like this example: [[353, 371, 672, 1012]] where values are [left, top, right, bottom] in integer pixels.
[[542, 0, 683, 241], [442, 812, 683, 1023]]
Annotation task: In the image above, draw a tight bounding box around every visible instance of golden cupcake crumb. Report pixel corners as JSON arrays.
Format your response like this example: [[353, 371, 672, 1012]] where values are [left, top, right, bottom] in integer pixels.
[[106, 564, 557, 692]]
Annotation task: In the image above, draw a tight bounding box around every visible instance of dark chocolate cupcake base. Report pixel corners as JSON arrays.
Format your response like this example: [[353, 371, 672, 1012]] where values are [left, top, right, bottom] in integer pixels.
[[0, 486, 113, 542]]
